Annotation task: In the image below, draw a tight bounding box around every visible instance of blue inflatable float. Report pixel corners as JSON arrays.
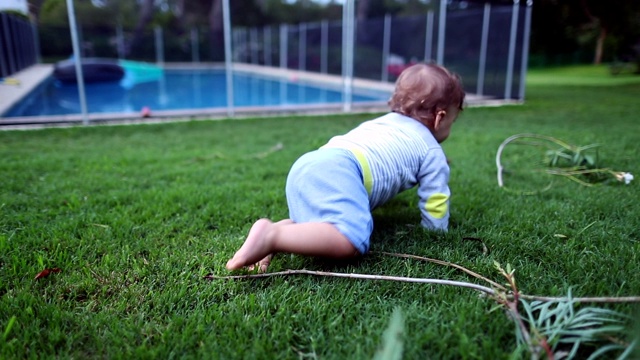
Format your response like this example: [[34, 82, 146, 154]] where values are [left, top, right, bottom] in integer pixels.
[[53, 58, 125, 83]]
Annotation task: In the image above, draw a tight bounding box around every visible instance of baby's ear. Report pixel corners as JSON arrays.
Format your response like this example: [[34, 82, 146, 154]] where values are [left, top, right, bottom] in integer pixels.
[[432, 110, 446, 129], [421, 116, 436, 130]]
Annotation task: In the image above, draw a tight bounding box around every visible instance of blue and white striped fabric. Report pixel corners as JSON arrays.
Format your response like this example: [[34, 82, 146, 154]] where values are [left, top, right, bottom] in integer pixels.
[[322, 112, 450, 231]]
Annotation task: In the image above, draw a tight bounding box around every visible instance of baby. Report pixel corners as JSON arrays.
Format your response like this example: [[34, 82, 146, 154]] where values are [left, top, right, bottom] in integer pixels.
[[226, 63, 465, 272]]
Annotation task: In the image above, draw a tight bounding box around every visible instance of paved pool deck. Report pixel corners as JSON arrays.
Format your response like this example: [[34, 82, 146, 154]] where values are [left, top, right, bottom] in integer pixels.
[[0, 62, 518, 130], [0, 64, 53, 116]]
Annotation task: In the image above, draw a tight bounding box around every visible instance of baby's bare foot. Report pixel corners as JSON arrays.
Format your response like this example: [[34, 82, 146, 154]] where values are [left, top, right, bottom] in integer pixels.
[[226, 219, 273, 270], [248, 254, 273, 273]]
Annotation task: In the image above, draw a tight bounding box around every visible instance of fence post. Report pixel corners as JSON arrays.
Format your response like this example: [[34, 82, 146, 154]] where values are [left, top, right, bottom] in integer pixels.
[[436, 0, 447, 65], [116, 22, 124, 60], [505, 0, 520, 100], [222, 0, 234, 117], [381, 13, 391, 82], [154, 26, 164, 66], [341, 0, 355, 112], [250, 27, 258, 64], [2, 14, 17, 74], [32, 19, 41, 64], [278, 25, 288, 104], [232, 29, 238, 61], [321, 20, 328, 74], [279, 24, 288, 69], [243, 29, 249, 63], [298, 22, 307, 71], [518, 0, 533, 100], [424, 11, 434, 62], [0, 15, 7, 77], [477, 2, 491, 97], [263, 26, 271, 66], [15, 20, 26, 70], [65, 0, 89, 125], [191, 28, 200, 63], [15, 18, 25, 70]]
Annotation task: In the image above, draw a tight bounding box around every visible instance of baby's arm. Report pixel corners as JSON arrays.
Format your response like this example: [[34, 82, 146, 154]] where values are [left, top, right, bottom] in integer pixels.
[[417, 151, 451, 230]]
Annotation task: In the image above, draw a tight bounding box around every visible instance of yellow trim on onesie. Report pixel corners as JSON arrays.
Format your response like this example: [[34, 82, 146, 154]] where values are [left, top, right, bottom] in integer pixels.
[[426, 192, 448, 219], [348, 147, 373, 195]]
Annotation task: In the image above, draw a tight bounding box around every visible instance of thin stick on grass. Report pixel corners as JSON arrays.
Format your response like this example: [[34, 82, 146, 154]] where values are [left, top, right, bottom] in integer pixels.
[[205, 269, 497, 296], [373, 251, 506, 291], [496, 133, 562, 187], [207, 270, 640, 303]]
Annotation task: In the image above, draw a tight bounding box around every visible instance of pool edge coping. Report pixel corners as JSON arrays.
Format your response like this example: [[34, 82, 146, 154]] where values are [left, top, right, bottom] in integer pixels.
[[0, 62, 513, 130], [0, 64, 54, 116]]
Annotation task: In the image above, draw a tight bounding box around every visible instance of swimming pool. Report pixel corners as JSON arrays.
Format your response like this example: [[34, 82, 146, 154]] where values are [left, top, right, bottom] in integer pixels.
[[3, 68, 391, 118]]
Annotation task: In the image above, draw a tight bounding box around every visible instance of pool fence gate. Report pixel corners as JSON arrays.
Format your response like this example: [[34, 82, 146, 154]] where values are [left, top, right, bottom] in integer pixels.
[[0, 12, 40, 79], [2, 0, 532, 124]]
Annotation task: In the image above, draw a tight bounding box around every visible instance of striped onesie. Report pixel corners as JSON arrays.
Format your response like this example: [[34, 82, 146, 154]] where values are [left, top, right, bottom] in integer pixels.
[[285, 112, 450, 254]]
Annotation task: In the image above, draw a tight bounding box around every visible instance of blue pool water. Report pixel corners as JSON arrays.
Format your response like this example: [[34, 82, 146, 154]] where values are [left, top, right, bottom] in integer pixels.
[[4, 69, 389, 118]]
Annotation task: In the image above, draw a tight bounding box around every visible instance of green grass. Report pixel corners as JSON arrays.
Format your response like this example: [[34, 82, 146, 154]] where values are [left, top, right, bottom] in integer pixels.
[[526, 64, 640, 86], [1, 65, 639, 359]]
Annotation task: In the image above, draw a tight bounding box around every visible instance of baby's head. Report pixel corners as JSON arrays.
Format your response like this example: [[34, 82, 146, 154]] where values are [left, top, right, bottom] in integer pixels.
[[388, 63, 465, 142]]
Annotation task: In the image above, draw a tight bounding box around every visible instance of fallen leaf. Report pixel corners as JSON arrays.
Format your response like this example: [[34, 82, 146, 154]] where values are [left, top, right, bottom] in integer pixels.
[[34, 268, 62, 280]]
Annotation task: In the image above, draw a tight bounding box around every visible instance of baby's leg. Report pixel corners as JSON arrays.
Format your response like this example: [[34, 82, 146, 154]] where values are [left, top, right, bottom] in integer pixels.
[[225, 219, 358, 271], [269, 222, 359, 258]]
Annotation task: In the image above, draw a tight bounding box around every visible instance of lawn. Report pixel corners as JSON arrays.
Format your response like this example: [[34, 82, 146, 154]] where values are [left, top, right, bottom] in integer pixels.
[[1, 65, 639, 359]]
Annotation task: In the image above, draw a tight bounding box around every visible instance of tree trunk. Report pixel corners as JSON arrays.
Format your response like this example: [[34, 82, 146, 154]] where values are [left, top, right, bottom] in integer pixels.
[[594, 26, 606, 64], [579, 0, 606, 65], [175, 0, 187, 31], [209, 0, 223, 34], [209, 0, 224, 61], [126, 0, 155, 57], [357, 0, 369, 21], [27, 0, 46, 22]]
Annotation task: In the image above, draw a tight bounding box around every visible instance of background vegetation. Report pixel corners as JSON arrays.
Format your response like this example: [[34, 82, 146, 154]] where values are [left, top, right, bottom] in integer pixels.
[[1, 65, 638, 358], [17, 0, 640, 68]]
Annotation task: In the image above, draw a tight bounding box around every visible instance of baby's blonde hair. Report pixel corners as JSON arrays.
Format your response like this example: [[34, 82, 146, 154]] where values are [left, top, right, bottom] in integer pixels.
[[388, 63, 465, 124]]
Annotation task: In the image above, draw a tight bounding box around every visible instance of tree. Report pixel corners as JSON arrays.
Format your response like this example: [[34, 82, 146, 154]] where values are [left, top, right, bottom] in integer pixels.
[[531, 0, 640, 65], [27, 0, 47, 22], [126, 0, 155, 56], [208, 0, 223, 60], [577, 0, 640, 64]]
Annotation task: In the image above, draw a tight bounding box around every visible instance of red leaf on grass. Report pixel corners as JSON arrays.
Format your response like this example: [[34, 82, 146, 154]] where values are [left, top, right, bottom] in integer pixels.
[[34, 268, 62, 280]]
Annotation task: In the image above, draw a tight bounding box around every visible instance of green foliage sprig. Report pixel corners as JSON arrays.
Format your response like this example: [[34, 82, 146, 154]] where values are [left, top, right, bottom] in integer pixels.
[[493, 262, 636, 360], [373, 308, 405, 360]]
